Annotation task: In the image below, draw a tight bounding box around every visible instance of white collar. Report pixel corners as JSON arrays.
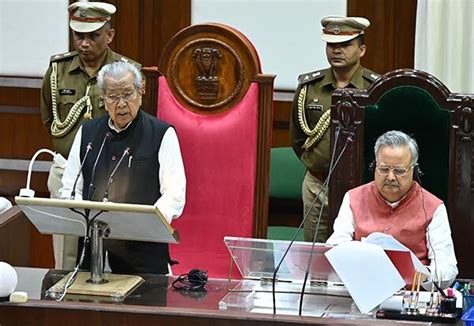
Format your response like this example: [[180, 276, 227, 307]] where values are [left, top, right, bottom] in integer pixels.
[[108, 118, 133, 133]]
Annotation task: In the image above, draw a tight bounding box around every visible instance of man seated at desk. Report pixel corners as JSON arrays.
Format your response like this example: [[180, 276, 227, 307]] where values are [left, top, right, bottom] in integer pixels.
[[60, 61, 186, 275], [327, 130, 458, 286]]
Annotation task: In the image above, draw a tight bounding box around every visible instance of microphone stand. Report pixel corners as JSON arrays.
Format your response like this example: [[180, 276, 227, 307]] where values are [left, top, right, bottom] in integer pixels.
[[87, 132, 112, 200], [297, 129, 354, 315], [271, 126, 352, 314], [70, 142, 93, 200], [102, 147, 130, 202]]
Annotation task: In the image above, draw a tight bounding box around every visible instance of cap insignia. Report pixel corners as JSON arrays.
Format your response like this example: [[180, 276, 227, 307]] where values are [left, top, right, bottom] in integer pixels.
[[79, 9, 87, 19], [304, 75, 309, 81], [331, 25, 340, 34]]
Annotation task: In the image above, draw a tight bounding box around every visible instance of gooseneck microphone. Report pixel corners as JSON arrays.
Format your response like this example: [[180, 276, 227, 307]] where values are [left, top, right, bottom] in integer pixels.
[[271, 126, 354, 315], [70, 142, 93, 200], [102, 147, 131, 202], [87, 132, 112, 200]]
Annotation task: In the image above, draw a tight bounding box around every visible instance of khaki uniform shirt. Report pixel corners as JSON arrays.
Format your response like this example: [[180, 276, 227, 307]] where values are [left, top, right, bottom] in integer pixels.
[[290, 65, 379, 174], [40, 48, 142, 158]]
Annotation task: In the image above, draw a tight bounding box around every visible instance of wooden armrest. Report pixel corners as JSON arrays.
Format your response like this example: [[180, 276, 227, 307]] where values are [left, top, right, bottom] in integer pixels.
[[0, 205, 23, 227]]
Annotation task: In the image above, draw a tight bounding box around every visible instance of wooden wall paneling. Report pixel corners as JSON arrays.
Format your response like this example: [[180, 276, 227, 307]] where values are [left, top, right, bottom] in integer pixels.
[[109, 0, 141, 62], [106, 0, 191, 67], [142, 0, 192, 66], [141, 0, 160, 66], [272, 100, 292, 148], [0, 112, 52, 159], [347, 0, 417, 74]]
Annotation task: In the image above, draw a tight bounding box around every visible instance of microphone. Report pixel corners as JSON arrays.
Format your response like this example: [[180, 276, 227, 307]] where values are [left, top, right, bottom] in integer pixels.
[[87, 132, 112, 200], [102, 147, 131, 202], [271, 126, 354, 315], [70, 142, 93, 200], [297, 128, 355, 315]]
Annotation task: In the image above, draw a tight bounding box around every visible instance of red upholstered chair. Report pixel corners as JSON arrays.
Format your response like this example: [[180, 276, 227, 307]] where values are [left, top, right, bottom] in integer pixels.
[[143, 24, 275, 278]]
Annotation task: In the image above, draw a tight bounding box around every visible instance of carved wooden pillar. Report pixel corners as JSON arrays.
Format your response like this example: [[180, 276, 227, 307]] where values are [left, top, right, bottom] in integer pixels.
[[450, 96, 474, 277], [329, 89, 365, 229]]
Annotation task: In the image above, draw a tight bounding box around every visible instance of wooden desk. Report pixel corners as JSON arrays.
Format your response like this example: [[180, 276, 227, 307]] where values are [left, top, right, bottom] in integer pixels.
[[0, 268, 461, 326]]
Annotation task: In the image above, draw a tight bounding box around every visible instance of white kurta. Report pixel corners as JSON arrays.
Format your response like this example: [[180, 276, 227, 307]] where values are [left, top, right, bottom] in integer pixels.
[[60, 121, 186, 224], [327, 191, 458, 286]]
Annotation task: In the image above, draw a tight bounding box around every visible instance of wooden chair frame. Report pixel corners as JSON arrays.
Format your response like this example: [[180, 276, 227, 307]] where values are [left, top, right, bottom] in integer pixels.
[[329, 69, 474, 277]]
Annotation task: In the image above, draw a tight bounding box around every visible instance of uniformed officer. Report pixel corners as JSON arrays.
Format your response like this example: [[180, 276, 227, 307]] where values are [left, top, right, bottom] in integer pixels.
[[289, 16, 380, 243], [40, 1, 142, 269], [41, 2, 142, 160]]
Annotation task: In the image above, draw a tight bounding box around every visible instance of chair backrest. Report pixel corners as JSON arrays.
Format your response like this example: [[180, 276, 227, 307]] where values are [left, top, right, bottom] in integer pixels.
[[267, 147, 306, 241], [269, 147, 306, 200], [143, 23, 275, 278], [329, 69, 474, 278]]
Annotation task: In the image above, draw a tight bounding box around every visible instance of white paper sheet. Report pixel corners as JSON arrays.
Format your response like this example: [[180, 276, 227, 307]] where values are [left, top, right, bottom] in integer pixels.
[[325, 241, 405, 314], [364, 232, 429, 275]]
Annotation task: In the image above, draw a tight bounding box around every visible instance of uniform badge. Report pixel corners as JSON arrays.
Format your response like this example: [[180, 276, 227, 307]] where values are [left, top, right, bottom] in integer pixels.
[[59, 89, 76, 96], [307, 101, 323, 111]]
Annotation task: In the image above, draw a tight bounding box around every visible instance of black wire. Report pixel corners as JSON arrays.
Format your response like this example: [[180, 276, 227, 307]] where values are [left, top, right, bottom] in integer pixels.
[[172, 270, 208, 291], [88, 210, 107, 231]]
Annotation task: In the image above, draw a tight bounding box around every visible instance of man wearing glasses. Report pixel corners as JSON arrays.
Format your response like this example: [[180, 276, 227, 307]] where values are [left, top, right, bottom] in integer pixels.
[[41, 2, 142, 270], [60, 61, 186, 274], [327, 130, 457, 284]]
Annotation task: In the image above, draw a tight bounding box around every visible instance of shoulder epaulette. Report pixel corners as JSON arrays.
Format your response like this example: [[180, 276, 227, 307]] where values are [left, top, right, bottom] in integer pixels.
[[118, 56, 142, 69], [298, 69, 326, 84], [50, 51, 78, 62], [363, 69, 381, 82]]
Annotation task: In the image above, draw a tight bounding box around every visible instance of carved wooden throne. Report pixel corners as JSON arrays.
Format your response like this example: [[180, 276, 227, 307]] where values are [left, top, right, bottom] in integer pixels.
[[143, 23, 275, 278], [329, 69, 474, 278]]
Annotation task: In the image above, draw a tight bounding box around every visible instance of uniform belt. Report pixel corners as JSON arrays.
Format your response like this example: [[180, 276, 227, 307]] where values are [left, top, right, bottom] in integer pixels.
[[309, 170, 327, 181]]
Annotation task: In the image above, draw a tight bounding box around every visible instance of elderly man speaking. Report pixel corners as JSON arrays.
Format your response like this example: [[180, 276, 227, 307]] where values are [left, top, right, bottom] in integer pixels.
[[327, 130, 457, 286], [61, 61, 186, 275]]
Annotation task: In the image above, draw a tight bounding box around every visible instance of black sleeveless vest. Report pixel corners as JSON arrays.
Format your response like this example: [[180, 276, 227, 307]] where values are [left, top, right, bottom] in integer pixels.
[[79, 110, 172, 274]]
